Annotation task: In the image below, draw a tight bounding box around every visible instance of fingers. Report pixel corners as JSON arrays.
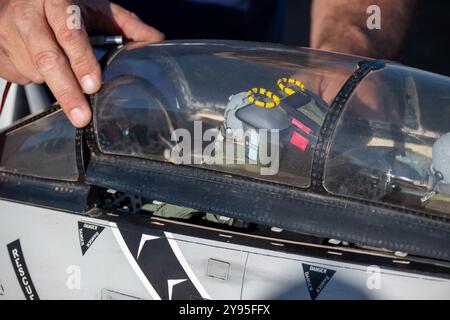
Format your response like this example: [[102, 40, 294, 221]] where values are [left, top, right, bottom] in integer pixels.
[[13, 3, 91, 127], [2, 0, 164, 128], [1, 29, 44, 84], [109, 3, 164, 42], [0, 55, 30, 85], [96, 2, 164, 42], [45, 0, 101, 95]]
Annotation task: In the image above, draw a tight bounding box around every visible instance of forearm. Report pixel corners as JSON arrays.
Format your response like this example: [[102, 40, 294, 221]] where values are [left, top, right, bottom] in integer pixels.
[[310, 0, 416, 59]]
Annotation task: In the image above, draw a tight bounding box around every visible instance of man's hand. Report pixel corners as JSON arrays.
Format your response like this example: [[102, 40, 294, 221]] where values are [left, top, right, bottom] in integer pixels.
[[311, 0, 416, 60], [0, 0, 164, 127]]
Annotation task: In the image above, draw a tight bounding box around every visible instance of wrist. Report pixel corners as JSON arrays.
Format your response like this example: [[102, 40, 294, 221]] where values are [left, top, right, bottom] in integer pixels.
[[314, 25, 375, 58]]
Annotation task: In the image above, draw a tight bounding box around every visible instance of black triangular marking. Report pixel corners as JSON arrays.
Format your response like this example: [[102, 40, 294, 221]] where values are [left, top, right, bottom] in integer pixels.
[[78, 222, 105, 256], [302, 263, 336, 300]]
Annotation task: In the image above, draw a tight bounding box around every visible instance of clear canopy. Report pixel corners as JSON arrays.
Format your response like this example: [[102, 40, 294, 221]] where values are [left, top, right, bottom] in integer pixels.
[[324, 65, 450, 215], [0, 110, 79, 181], [94, 40, 360, 187]]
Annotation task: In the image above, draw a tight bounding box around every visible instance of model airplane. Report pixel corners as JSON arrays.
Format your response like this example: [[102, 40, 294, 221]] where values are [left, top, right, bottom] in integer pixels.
[[0, 40, 449, 300]]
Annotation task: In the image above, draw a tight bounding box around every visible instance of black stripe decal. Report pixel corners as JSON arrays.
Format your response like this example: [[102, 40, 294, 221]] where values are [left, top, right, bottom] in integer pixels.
[[118, 227, 202, 300]]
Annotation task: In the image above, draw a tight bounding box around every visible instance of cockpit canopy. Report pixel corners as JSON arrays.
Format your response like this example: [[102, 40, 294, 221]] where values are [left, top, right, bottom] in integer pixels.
[[1, 40, 449, 220], [94, 41, 360, 188], [93, 41, 450, 217]]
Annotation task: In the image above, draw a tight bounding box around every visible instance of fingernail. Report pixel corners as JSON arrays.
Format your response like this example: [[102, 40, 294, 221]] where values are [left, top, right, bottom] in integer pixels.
[[70, 107, 91, 128], [81, 74, 98, 94]]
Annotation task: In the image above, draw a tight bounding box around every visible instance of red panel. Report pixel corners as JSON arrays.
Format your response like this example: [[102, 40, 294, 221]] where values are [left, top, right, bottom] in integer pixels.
[[290, 131, 309, 151]]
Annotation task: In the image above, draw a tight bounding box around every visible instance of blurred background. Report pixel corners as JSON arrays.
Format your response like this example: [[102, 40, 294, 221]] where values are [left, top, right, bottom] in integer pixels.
[[281, 0, 450, 77], [116, 0, 450, 76]]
